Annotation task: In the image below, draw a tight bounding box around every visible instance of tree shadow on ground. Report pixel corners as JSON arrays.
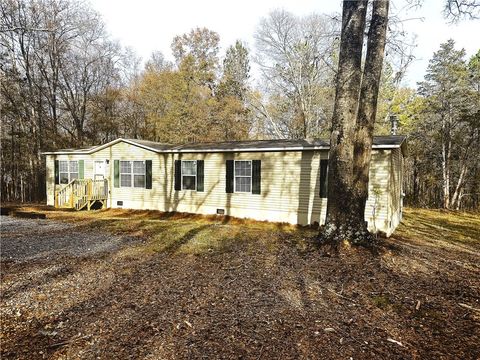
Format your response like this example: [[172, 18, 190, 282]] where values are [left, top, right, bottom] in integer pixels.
[[2, 212, 479, 360]]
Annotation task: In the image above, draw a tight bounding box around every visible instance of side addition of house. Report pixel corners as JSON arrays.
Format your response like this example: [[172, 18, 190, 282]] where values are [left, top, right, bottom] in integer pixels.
[[43, 136, 407, 236]]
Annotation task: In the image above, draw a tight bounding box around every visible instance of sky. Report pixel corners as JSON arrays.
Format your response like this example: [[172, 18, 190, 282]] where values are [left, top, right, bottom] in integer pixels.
[[90, 0, 479, 88]]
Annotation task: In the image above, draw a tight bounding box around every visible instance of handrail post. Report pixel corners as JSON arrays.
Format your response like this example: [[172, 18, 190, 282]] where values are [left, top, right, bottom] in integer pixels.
[[70, 182, 74, 208]]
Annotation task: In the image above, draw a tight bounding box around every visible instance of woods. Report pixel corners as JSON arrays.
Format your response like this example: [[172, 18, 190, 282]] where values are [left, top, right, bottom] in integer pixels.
[[412, 43, 480, 209], [1, 0, 479, 213]]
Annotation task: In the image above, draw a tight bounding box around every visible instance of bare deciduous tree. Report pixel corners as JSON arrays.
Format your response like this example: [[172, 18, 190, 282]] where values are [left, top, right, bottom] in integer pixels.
[[254, 9, 339, 139], [0, 0, 129, 201]]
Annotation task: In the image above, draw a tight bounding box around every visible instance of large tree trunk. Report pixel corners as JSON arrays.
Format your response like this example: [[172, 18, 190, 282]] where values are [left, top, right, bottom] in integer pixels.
[[352, 0, 390, 241], [319, 0, 368, 244], [319, 0, 389, 246]]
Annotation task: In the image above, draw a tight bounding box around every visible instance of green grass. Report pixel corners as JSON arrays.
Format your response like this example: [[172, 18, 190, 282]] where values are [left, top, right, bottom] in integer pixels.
[[395, 208, 480, 246]]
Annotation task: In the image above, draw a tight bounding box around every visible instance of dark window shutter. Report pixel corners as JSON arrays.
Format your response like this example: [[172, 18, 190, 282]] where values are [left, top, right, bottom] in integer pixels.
[[196, 160, 204, 192], [114, 160, 119, 188], [78, 160, 84, 179], [226, 160, 234, 193], [145, 160, 152, 189], [252, 160, 261, 195], [174, 160, 181, 191], [54, 160, 59, 184], [319, 159, 328, 198]]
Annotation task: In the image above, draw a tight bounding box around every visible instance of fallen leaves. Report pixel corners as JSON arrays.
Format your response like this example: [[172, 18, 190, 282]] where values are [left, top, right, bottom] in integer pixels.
[[1, 208, 479, 359]]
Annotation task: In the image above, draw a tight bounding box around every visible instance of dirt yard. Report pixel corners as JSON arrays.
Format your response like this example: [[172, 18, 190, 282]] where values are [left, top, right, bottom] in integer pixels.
[[1, 207, 479, 359]]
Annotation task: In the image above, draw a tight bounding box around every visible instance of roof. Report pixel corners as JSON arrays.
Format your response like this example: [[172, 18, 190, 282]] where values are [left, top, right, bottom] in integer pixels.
[[43, 135, 407, 155], [123, 138, 173, 151], [47, 145, 99, 153], [171, 135, 406, 152]]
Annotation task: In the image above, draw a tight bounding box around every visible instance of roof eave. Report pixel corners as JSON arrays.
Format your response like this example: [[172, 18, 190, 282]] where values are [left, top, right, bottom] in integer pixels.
[[42, 138, 162, 155], [42, 139, 404, 155]]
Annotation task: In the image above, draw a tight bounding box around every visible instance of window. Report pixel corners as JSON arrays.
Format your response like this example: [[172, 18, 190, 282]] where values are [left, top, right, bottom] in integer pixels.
[[181, 160, 196, 190], [133, 161, 146, 188], [120, 161, 132, 187], [120, 161, 146, 188], [59, 160, 78, 184], [59, 161, 69, 184], [234, 160, 252, 193], [69, 161, 79, 180]]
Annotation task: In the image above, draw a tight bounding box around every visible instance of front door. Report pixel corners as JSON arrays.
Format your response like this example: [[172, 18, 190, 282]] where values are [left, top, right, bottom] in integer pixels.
[[94, 161, 105, 179]]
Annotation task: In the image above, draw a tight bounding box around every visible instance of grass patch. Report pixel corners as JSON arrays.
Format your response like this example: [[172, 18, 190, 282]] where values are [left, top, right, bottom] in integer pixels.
[[395, 208, 480, 246], [371, 294, 391, 309], [36, 206, 317, 257]]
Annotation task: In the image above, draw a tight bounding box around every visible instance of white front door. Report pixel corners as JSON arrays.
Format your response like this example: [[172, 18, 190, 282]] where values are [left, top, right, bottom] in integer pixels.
[[94, 161, 105, 179]]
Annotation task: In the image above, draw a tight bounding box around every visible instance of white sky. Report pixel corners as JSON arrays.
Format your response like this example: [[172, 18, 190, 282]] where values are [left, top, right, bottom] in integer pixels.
[[90, 0, 479, 88]]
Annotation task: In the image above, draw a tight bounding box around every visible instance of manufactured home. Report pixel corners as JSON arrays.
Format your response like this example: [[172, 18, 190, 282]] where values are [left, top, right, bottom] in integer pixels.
[[44, 136, 406, 236]]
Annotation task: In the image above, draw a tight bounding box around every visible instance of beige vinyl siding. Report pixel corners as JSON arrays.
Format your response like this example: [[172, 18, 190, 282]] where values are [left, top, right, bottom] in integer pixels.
[[89, 142, 158, 209], [388, 148, 403, 233], [49, 143, 158, 209], [171, 149, 389, 232], [46, 140, 399, 235], [46, 155, 55, 206], [364, 150, 392, 233], [167, 152, 305, 224], [295, 149, 391, 232]]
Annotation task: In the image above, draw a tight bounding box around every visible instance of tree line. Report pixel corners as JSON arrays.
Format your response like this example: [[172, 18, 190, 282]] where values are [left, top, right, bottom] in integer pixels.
[[1, 0, 479, 211]]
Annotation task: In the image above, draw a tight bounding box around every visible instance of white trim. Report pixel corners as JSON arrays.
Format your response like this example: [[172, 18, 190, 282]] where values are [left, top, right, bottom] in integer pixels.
[[43, 138, 404, 155]]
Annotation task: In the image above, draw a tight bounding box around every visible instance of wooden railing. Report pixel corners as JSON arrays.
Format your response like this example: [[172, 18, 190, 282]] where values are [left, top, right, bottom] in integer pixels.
[[89, 179, 108, 201], [55, 179, 108, 210], [55, 179, 76, 208]]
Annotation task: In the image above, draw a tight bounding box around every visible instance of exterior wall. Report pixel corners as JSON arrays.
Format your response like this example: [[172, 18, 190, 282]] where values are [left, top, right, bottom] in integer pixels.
[[46, 155, 55, 206], [167, 151, 309, 225], [50, 153, 96, 206], [364, 150, 392, 234], [387, 147, 403, 235], [89, 142, 158, 209], [46, 140, 400, 235], [49, 142, 160, 209]]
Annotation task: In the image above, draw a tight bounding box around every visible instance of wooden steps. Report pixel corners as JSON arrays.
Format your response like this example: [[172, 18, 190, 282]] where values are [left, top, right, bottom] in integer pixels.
[[55, 179, 108, 211]]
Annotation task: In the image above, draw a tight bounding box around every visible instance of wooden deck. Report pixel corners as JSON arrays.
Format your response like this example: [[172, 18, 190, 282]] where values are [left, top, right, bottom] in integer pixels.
[[55, 179, 108, 210]]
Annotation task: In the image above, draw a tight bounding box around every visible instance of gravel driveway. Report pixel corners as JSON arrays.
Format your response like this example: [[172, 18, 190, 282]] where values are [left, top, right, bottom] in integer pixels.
[[1, 216, 136, 262]]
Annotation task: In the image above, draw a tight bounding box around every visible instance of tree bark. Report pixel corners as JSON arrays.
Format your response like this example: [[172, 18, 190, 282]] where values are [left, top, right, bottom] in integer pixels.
[[319, 0, 390, 246], [319, 0, 368, 244], [352, 0, 390, 242]]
